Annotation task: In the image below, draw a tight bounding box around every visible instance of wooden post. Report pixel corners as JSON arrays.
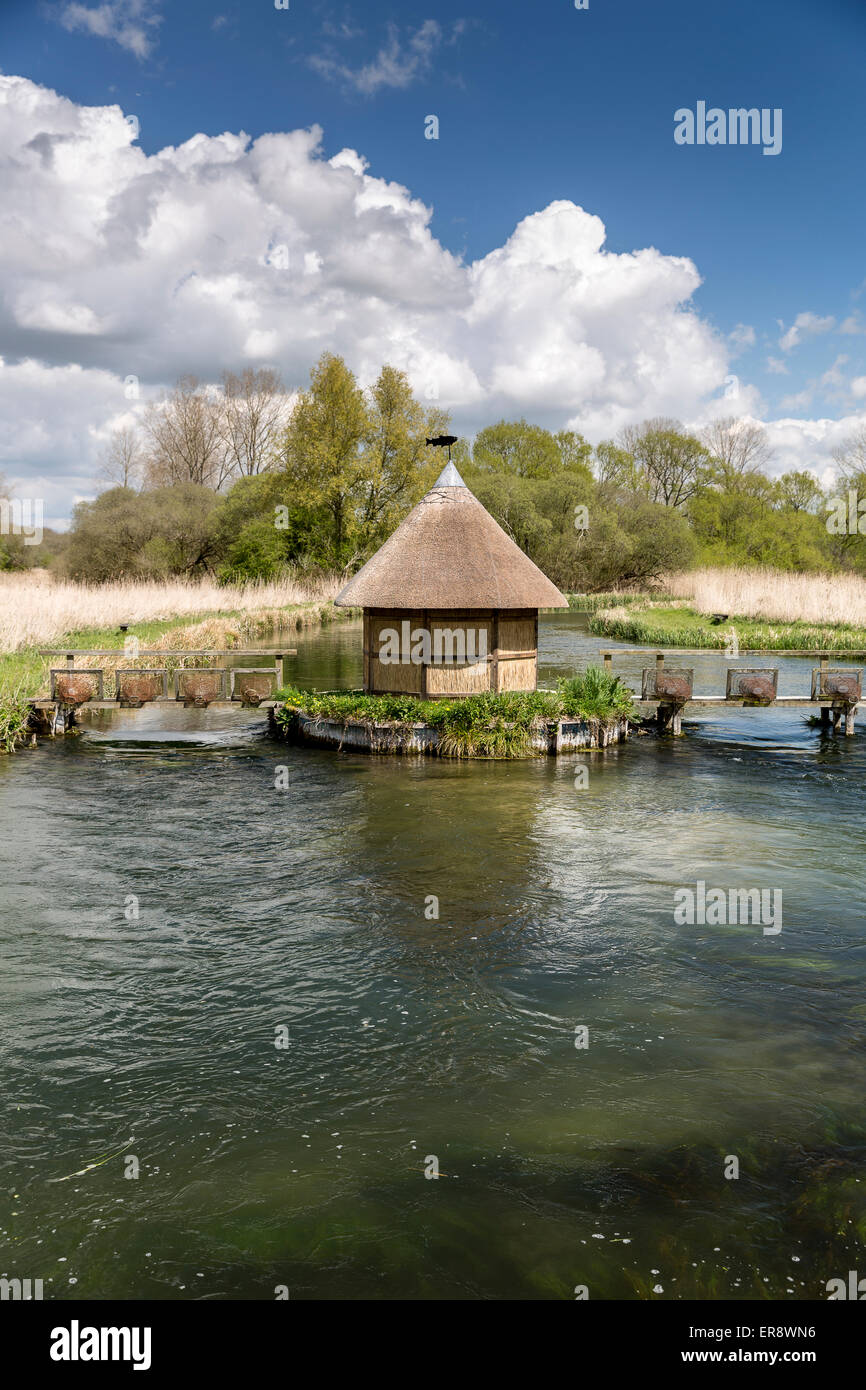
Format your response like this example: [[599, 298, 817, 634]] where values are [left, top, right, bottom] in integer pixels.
[[66, 652, 75, 671], [603, 652, 612, 672], [820, 706, 832, 728], [845, 706, 856, 737], [363, 613, 370, 693], [672, 708, 683, 736], [656, 652, 665, 674], [274, 653, 284, 690]]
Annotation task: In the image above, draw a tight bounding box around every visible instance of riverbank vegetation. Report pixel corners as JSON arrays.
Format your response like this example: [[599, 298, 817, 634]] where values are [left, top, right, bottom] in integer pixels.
[[589, 603, 866, 651], [0, 571, 346, 752], [664, 566, 866, 627], [578, 567, 866, 650], [275, 668, 636, 759]]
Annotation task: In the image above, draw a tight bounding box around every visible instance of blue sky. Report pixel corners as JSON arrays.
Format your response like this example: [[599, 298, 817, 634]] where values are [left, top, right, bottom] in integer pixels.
[[1, 0, 865, 517]]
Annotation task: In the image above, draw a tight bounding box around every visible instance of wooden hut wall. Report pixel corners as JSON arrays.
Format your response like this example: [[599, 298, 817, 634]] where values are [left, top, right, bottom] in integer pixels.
[[425, 614, 492, 696], [363, 608, 538, 696], [495, 611, 538, 692], [365, 610, 425, 695]]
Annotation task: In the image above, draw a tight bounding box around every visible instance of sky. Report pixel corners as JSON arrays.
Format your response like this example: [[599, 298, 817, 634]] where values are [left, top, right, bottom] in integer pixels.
[[1, 0, 865, 525]]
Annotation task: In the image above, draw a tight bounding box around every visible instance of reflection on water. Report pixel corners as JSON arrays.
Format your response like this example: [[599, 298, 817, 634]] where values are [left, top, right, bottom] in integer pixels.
[[0, 612, 864, 1300]]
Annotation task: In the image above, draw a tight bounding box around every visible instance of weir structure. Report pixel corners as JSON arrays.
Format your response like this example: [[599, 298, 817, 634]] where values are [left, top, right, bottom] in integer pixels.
[[602, 650, 862, 736], [29, 648, 296, 732]]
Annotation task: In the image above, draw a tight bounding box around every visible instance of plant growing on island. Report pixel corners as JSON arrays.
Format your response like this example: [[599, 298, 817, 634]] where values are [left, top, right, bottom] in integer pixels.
[[275, 668, 636, 759]]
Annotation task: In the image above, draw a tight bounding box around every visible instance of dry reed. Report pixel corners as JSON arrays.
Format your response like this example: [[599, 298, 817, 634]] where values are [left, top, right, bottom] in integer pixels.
[[0, 572, 340, 655], [663, 567, 866, 627]]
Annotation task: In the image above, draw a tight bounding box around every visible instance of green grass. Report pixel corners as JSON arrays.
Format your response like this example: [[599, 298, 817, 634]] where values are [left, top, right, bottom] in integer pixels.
[[557, 667, 636, 719], [589, 603, 866, 651], [275, 669, 636, 759]]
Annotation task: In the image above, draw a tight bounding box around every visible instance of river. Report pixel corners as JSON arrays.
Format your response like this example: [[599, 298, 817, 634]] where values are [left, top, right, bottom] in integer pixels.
[[1, 611, 864, 1299]]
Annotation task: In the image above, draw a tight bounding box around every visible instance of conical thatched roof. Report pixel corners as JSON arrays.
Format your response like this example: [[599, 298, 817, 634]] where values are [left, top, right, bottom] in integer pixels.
[[334, 464, 568, 610]]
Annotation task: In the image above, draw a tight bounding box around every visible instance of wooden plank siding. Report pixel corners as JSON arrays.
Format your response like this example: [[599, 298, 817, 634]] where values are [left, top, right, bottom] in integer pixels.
[[361, 608, 538, 696]]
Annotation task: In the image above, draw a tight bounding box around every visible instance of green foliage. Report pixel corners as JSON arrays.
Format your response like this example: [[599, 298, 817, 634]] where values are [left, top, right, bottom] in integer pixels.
[[557, 668, 636, 719], [65, 484, 223, 581], [278, 355, 446, 571], [687, 485, 833, 571], [58, 365, 865, 590], [467, 465, 696, 592], [568, 591, 652, 611], [275, 670, 633, 758], [0, 686, 31, 752], [473, 419, 592, 480]]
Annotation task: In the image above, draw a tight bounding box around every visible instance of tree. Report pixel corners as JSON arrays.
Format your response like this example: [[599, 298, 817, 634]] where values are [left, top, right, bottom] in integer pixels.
[[277, 355, 448, 571], [65, 485, 223, 580], [357, 365, 448, 555], [701, 416, 772, 488], [473, 419, 563, 479], [832, 425, 866, 482], [619, 418, 711, 508], [220, 367, 289, 477], [279, 353, 369, 569], [468, 462, 694, 592], [593, 440, 644, 492], [554, 429, 594, 475], [143, 376, 230, 490], [776, 470, 823, 514], [99, 426, 145, 489]]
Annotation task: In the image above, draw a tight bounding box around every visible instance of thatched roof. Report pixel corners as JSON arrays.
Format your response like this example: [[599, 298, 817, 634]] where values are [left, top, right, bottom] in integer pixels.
[[334, 464, 568, 610]]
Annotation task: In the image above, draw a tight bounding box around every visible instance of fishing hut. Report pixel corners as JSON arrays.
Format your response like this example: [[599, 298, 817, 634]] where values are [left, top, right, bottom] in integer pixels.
[[333, 461, 568, 696]]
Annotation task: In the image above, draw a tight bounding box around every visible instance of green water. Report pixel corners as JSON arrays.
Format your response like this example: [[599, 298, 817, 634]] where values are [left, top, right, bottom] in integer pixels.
[[1, 613, 864, 1300]]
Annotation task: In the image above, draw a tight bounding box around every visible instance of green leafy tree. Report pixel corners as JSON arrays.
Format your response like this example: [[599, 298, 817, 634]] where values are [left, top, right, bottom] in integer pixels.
[[473, 419, 564, 479], [66, 485, 223, 580], [278, 354, 448, 570], [279, 353, 368, 568], [620, 419, 712, 507]]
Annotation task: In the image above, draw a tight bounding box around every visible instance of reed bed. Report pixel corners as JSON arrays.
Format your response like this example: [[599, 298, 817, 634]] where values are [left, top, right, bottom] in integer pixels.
[[663, 567, 866, 628], [0, 572, 340, 656]]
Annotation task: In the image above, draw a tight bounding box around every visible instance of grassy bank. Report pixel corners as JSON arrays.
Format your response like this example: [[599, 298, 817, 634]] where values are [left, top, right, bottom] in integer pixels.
[[0, 572, 351, 752], [276, 668, 636, 759], [589, 602, 866, 651], [570, 568, 866, 648]]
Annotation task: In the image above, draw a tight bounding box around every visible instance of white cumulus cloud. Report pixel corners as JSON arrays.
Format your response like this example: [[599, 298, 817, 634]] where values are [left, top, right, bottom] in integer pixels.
[[0, 74, 864, 516]]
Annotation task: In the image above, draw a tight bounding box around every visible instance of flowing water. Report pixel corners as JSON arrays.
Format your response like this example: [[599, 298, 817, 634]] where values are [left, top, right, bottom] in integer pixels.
[[1, 612, 864, 1300]]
